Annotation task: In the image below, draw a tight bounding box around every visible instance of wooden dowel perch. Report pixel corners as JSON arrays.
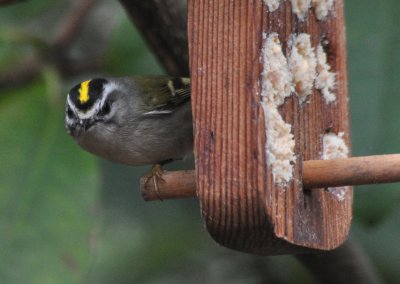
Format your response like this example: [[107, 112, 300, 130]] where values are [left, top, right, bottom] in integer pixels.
[[141, 170, 196, 201], [141, 154, 400, 201], [302, 154, 400, 188]]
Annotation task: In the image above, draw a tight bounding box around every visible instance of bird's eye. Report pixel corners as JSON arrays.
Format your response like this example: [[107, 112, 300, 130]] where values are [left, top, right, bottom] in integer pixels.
[[99, 101, 111, 116], [66, 106, 74, 118]]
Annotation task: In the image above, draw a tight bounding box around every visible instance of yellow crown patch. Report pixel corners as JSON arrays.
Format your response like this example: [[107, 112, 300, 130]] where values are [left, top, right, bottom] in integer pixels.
[[78, 80, 91, 104]]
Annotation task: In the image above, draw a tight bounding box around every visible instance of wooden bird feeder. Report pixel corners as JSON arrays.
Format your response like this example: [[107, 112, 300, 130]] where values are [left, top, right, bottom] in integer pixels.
[[140, 0, 400, 255]]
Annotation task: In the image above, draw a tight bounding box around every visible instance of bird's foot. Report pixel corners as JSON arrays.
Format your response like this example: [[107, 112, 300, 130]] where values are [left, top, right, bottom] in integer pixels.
[[144, 164, 165, 201]]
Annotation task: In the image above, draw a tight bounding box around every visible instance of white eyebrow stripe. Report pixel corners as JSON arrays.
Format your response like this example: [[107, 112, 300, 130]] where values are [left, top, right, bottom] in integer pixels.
[[67, 94, 99, 120], [100, 81, 120, 107], [66, 80, 119, 121]]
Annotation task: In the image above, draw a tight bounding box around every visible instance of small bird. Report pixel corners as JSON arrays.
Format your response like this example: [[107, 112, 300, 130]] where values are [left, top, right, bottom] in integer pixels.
[[65, 76, 193, 195]]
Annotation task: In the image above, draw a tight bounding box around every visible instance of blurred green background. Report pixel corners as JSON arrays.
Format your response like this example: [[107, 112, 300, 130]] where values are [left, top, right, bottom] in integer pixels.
[[0, 1, 399, 283]]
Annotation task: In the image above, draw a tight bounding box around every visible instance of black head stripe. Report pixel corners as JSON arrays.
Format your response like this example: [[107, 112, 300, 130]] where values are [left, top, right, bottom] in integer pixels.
[[68, 78, 108, 111]]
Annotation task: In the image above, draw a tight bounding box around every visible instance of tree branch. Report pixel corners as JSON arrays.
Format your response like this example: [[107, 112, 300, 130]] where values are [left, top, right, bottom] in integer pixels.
[[0, 0, 102, 90], [52, 0, 96, 49], [0, 56, 42, 89], [0, 0, 27, 6], [296, 239, 384, 284], [118, 0, 189, 76]]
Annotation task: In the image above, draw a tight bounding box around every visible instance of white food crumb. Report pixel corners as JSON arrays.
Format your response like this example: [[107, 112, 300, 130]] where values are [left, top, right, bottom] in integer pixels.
[[290, 0, 311, 19], [322, 132, 348, 160], [261, 33, 294, 105], [322, 132, 349, 201], [289, 34, 317, 103], [261, 33, 296, 184], [264, 0, 281, 12], [312, 0, 334, 20], [315, 44, 336, 103]]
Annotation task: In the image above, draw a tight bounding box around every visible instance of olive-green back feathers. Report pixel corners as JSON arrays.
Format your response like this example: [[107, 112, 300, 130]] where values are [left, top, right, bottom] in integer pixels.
[[136, 77, 191, 115]]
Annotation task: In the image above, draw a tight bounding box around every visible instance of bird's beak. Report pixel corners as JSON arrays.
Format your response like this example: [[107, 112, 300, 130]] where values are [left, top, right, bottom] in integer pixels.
[[67, 119, 97, 137], [79, 119, 92, 131], [66, 122, 80, 137]]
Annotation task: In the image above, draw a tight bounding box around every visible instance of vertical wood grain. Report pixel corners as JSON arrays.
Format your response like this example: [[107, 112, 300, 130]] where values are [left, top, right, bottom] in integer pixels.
[[189, 0, 352, 254]]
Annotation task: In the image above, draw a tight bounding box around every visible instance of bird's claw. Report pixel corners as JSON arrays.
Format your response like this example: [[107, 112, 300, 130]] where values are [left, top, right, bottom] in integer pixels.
[[144, 164, 165, 201]]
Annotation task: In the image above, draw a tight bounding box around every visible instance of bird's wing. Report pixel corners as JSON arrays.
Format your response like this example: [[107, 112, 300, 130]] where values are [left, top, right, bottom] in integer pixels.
[[137, 76, 191, 116]]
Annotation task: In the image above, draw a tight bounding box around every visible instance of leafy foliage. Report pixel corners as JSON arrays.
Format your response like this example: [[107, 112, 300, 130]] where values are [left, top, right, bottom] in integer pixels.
[[0, 82, 99, 283]]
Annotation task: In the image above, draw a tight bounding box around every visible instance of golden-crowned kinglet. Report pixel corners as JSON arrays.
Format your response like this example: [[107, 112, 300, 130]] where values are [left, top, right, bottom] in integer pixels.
[[65, 76, 193, 168]]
